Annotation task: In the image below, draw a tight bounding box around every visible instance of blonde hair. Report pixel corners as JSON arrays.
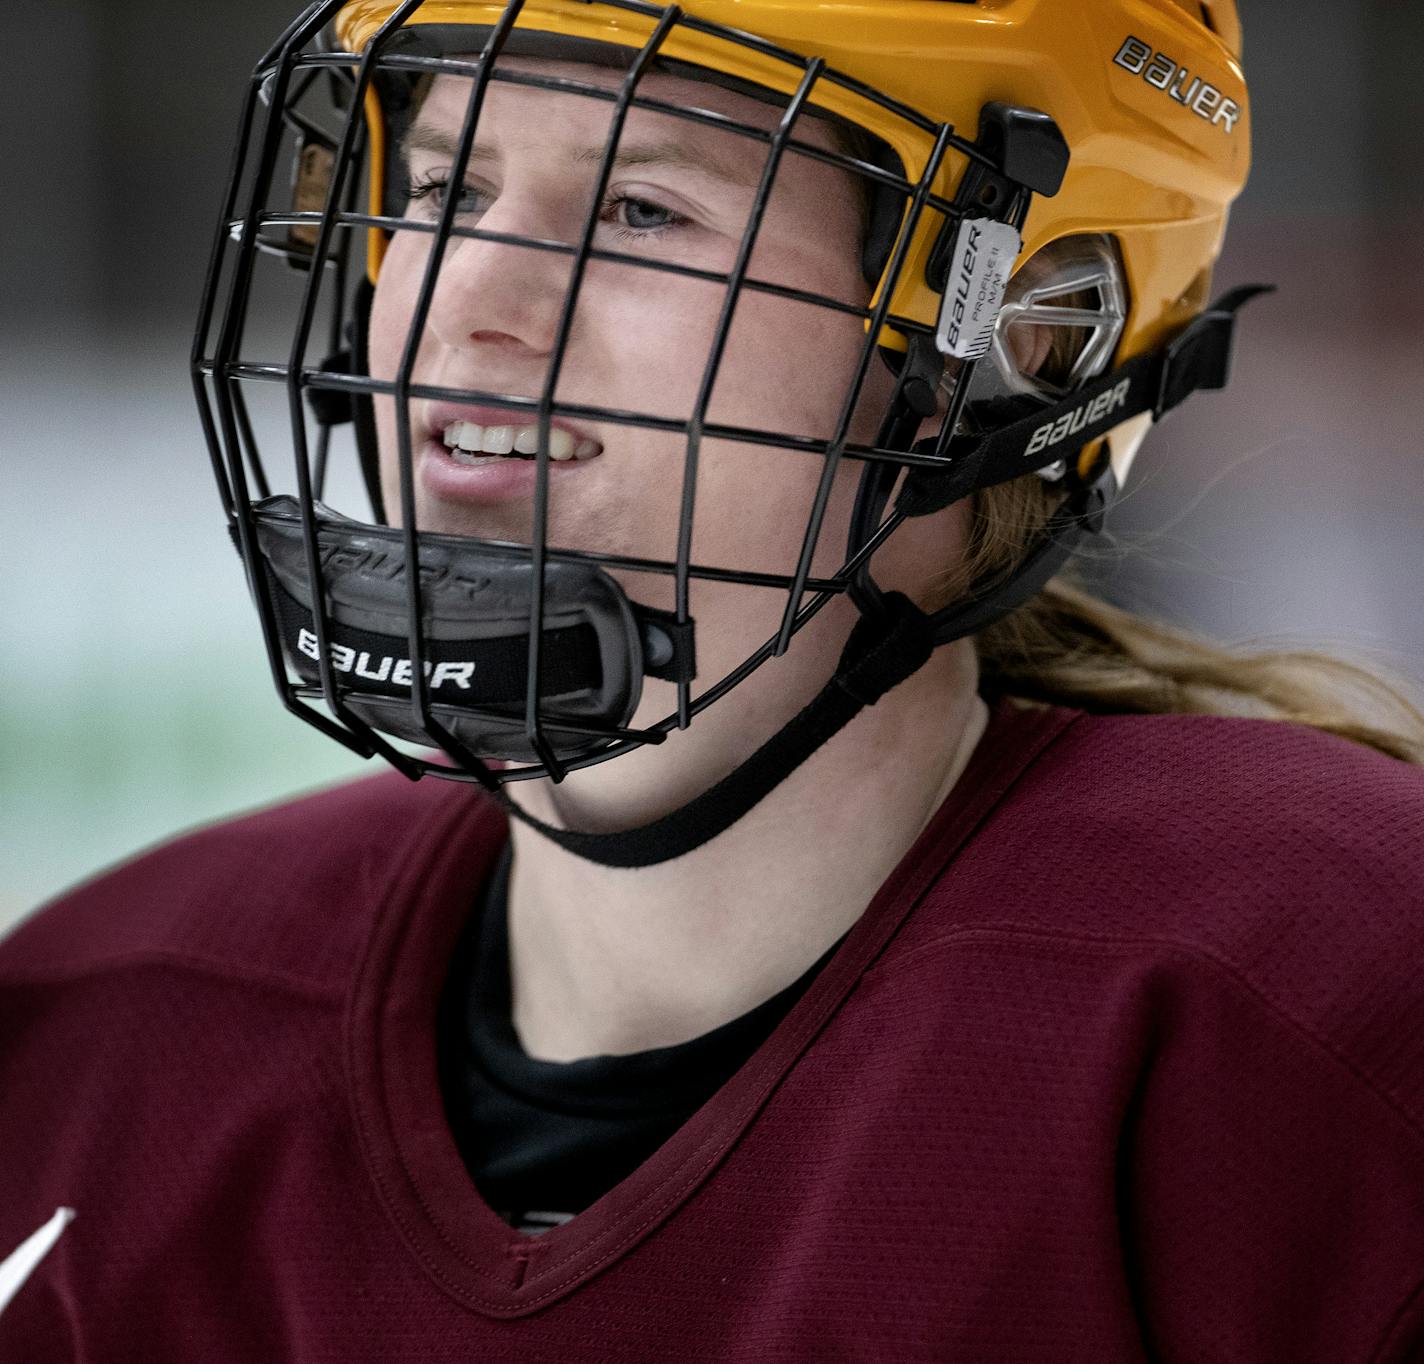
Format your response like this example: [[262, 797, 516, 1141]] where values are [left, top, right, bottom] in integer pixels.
[[948, 475, 1424, 765]]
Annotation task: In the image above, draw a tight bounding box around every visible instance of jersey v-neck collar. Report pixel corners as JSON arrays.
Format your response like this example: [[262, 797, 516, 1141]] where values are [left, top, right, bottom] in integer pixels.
[[345, 699, 1079, 1318]]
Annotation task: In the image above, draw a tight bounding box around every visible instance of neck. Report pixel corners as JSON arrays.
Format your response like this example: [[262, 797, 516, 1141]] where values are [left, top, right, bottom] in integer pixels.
[[502, 633, 987, 1061]]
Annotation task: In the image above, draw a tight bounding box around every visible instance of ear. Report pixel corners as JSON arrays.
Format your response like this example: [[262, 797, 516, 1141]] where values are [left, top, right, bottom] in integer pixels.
[[1004, 318, 1054, 381], [910, 322, 1054, 445]]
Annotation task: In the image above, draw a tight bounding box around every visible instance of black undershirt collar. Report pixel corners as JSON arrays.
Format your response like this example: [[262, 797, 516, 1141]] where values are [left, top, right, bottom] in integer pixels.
[[438, 843, 848, 1221]]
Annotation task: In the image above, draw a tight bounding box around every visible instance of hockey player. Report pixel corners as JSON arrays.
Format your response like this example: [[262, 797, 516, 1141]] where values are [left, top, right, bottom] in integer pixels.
[[3, 0, 1423, 1358]]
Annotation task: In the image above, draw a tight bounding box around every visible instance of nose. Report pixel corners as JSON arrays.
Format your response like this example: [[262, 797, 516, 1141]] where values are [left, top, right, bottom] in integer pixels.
[[422, 188, 577, 360]]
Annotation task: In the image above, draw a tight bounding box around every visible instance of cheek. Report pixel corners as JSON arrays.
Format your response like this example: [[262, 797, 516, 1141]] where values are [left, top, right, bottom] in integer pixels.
[[690, 453, 862, 583], [870, 495, 975, 611], [368, 244, 421, 381], [572, 267, 722, 417], [700, 213, 871, 441], [365, 245, 430, 514], [703, 294, 871, 440], [664, 280, 881, 579]]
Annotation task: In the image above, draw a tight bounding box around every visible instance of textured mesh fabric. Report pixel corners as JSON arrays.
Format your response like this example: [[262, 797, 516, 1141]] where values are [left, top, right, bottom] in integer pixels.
[[2, 701, 1423, 1361]]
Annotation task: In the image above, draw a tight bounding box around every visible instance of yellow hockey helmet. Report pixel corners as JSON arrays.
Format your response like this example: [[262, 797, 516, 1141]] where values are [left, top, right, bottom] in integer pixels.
[[339, 0, 1249, 426], [194, 0, 1264, 863]]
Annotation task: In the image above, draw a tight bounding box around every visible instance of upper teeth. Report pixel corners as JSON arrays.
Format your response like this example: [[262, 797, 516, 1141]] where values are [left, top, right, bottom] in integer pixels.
[[441, 421, 600, 461]]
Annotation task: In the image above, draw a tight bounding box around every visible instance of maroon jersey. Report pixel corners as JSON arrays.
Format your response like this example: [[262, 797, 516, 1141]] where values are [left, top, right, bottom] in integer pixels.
[[3, 702, 1423, 1362]]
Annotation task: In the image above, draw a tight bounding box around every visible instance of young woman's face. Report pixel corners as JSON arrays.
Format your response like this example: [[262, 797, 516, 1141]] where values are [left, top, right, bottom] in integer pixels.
[[368, 56, 904, 599]]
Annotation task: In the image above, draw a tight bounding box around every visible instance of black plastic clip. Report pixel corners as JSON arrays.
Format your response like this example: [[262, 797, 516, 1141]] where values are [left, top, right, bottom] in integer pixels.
[[926, 103, 1069, 292]]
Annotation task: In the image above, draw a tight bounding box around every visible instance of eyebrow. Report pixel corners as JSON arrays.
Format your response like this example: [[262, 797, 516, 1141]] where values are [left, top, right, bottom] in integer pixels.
[[401, 123, 757, 190]]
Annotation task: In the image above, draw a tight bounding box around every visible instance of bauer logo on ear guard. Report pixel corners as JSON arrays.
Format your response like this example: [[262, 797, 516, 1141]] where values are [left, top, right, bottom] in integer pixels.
[[936, 218, 1022, 360]]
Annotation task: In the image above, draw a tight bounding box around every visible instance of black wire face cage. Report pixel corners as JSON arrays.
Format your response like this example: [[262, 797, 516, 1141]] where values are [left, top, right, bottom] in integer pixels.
[[193, 0, 1081, 792]]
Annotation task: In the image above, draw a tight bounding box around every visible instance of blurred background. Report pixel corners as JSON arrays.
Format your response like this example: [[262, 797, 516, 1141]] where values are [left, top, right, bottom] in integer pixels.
[[3, 0, 1421, 932]]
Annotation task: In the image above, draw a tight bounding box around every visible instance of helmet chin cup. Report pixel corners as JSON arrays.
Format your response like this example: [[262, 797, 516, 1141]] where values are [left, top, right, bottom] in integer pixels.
[[245, 497, 644, 763]]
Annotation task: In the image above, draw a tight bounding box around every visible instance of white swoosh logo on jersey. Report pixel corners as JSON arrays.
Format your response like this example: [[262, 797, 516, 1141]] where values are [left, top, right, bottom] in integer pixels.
[[0, 1207, 75, 1316]]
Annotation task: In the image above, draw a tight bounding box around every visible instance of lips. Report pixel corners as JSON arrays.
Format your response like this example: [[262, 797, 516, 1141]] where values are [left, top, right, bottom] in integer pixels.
[[425, 402, 604, 463], [442, 420, 601, 463], [415, 400, 605, 507]]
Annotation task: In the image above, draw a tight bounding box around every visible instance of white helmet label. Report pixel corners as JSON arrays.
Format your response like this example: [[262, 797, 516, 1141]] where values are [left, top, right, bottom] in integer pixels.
[[935, 218, 1022, 361]]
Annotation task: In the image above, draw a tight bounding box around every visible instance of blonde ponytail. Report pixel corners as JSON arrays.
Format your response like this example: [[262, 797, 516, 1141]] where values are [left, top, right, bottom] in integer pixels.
[[949, 476, 1424, 765]]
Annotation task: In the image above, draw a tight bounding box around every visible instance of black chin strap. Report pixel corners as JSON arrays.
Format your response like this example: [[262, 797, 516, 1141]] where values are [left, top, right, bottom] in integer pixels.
[[491, 591, 936, 868]]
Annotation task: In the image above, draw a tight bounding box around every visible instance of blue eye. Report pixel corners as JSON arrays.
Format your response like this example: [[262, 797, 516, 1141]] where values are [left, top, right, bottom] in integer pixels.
[[405, 176, 487, 216], [613, 197, 677, 232], [402, 178, 686, 240], [605, 195, 686, 239]]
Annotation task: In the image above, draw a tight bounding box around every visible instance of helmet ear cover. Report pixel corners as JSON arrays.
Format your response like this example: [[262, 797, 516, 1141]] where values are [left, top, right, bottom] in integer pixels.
[[893, 281, 1273, 523]]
